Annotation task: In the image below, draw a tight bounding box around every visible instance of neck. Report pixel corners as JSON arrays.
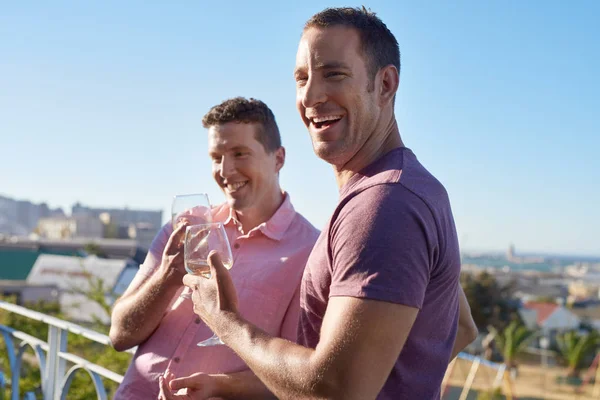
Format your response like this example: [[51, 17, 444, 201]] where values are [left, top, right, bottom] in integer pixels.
[[234, 189, 285, 234], [334, 117, 404, 189]]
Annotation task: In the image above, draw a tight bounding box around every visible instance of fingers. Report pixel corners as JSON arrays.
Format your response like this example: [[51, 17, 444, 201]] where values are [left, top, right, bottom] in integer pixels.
[[207, 250, 223, 277], [165, 220, 189, 254], [159, 376, 175, 400], [183, 273, 200, 289], [169, 373, 206, 391]]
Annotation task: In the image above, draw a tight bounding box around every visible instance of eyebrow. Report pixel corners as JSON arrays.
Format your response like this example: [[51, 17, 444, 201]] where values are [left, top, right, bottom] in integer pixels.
[[294, 61, 351, 77], [316, 61, 350, 70], [209, 145, 251, 155]]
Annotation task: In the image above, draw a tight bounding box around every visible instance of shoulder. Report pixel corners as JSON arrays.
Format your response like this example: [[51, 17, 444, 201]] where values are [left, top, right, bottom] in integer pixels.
[[336, 182, 434, 228]]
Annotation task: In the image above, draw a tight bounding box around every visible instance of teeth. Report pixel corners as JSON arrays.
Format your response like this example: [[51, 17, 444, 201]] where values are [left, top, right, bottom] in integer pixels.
[[226, 181, 247, 191], [312, 115, 342, 123]]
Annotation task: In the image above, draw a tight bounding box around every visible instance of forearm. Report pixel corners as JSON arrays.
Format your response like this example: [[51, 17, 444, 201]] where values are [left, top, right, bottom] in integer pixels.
[[450, 322, 478, 360], [450, 285, 478, 360], [209, 370, 277, 400], [109, 274, 180, 351], [450, 332, 470, 360], [218, 313, 334, 400]]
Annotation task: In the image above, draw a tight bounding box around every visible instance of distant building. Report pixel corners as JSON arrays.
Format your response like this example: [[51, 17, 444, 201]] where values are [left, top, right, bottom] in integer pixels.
[[37, 215, 104, 240], [27, 254, 138, 324], [514, 284, 568, 304], [507, 243, 516, 261], [0, 195, 64, 236], [1, 194, 161, 253], [0, 280, 59, 305], [0, 237, 146, 323], [126, 222, 157, 250], [0, 236, 147, 282], [568, 280, 600, 300], [71, 202, 162, 230], [72, 202, 162, 250], [520, 301, 580, 333]]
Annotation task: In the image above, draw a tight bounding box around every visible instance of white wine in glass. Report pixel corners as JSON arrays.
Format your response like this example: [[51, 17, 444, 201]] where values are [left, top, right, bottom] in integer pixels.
[[184, 223, 234, 347], [172, 193, 212, 299]]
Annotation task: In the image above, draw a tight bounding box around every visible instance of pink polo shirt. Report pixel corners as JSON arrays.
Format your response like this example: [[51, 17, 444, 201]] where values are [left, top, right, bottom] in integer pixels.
[[114, 194, 319, 399]]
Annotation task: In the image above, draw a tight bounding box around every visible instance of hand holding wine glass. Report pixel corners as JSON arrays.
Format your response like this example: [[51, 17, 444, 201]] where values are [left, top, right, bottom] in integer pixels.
[[171, 193, 212, 299], [184, 223, 234, 346]]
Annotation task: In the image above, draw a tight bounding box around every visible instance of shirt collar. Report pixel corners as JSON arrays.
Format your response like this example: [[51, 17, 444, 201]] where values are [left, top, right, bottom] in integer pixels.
[[213, 193, 296, 241]]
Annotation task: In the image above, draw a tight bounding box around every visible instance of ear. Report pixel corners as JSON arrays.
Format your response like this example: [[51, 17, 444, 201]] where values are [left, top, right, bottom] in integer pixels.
[[378, 65, 399, 107], [274, 146, 286, 173]]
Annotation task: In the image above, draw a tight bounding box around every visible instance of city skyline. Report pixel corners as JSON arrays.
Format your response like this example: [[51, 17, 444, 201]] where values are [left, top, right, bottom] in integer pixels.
[[1, 1, 599, 256], [2, 191, 597, 259]]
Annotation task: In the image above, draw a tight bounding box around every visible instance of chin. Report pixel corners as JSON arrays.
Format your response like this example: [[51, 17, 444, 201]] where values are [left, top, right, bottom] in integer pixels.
[[228, 197, 249, 212], [312, 143, 345, 165]]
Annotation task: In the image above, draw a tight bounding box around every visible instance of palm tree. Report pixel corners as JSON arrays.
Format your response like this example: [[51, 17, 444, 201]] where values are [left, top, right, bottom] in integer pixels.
[[556, 330, 600, 379], [488, 321, 537, 369]]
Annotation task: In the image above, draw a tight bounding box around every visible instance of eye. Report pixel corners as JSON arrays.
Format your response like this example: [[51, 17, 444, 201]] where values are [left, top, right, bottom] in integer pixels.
[[325, 71, 345, 79], [211, 155, 222, 163], [234, 151, 248, 158], [295, 76, 308, 86]]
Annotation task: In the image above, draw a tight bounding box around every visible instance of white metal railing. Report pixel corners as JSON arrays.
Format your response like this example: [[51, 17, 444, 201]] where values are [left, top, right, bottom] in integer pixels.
[[0, 300, 135, 400]]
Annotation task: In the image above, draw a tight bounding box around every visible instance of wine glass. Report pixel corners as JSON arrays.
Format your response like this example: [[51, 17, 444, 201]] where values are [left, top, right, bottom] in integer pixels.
[[184, 223, 234, 347], [171, 193, 212, 229], [172, 193, 212, 299]]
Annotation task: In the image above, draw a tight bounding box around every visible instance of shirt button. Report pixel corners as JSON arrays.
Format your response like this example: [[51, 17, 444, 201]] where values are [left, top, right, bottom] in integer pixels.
[[173, 357, 180, 363], [195, 317, 201, 324], [233, 243, 240, 249]]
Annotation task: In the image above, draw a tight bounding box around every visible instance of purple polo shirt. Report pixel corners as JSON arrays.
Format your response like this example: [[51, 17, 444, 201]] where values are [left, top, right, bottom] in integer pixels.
[[115, 194, 319, 399], [299, 148, 461, 399]]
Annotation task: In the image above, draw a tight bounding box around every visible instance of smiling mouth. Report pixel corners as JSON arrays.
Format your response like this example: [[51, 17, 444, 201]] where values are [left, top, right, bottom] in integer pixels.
[[310, 115, 343, 129], [225, 181, 248, 193]]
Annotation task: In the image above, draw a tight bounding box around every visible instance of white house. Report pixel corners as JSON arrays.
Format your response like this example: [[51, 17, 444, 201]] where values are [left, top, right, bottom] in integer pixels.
[[520, 302, 581, 333], [26, 254, 138, 324]]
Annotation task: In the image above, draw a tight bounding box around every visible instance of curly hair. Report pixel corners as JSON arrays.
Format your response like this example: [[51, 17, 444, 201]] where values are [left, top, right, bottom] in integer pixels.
[[202, 97, 281, 153], [304, 6, 400, 88]]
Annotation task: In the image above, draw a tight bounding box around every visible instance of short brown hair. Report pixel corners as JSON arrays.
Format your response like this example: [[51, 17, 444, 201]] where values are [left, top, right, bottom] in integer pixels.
[[202, 97, 281, 153], [305, 6, 400, 88]]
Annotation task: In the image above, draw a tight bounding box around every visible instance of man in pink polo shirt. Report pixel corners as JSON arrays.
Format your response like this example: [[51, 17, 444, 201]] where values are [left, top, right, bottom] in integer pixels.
[[109, 97, 319, 399]]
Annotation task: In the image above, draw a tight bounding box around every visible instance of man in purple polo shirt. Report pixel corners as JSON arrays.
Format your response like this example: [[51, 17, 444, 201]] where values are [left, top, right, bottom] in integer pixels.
[[109, 97, 319, 399], [168, 7, 478, 400]]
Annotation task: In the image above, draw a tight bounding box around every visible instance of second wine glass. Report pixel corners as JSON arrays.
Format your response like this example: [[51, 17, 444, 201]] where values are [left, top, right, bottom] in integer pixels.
[[172, 193, 212, 299], [184, 222, 234, 347], [171, 193, 212, 229]]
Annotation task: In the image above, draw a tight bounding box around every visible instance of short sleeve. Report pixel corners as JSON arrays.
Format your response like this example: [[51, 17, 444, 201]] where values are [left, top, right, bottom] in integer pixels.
[[137, 222, 173, 277], [329, 184, 436, 309]]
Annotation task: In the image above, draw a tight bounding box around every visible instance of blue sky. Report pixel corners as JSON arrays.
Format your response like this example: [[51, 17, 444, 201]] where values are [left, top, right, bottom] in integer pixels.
[[1, 1, 599, 256]]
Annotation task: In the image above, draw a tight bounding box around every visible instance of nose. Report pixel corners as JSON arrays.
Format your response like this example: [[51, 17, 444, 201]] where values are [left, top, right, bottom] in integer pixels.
[[300, 76, 326, 109], [219, 155, 235, 179]]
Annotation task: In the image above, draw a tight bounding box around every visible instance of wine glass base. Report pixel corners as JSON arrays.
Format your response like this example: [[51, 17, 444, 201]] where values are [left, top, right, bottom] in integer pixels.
[[197, 335, 224, 347]]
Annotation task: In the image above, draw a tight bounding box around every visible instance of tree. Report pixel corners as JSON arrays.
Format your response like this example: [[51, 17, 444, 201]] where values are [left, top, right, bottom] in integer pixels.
[[67, 258, 113, 327], [488, 320, 537, 369], [83, 242, 107, 258], [461, 271, 518, 330], [556, 330, 600, 379]]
